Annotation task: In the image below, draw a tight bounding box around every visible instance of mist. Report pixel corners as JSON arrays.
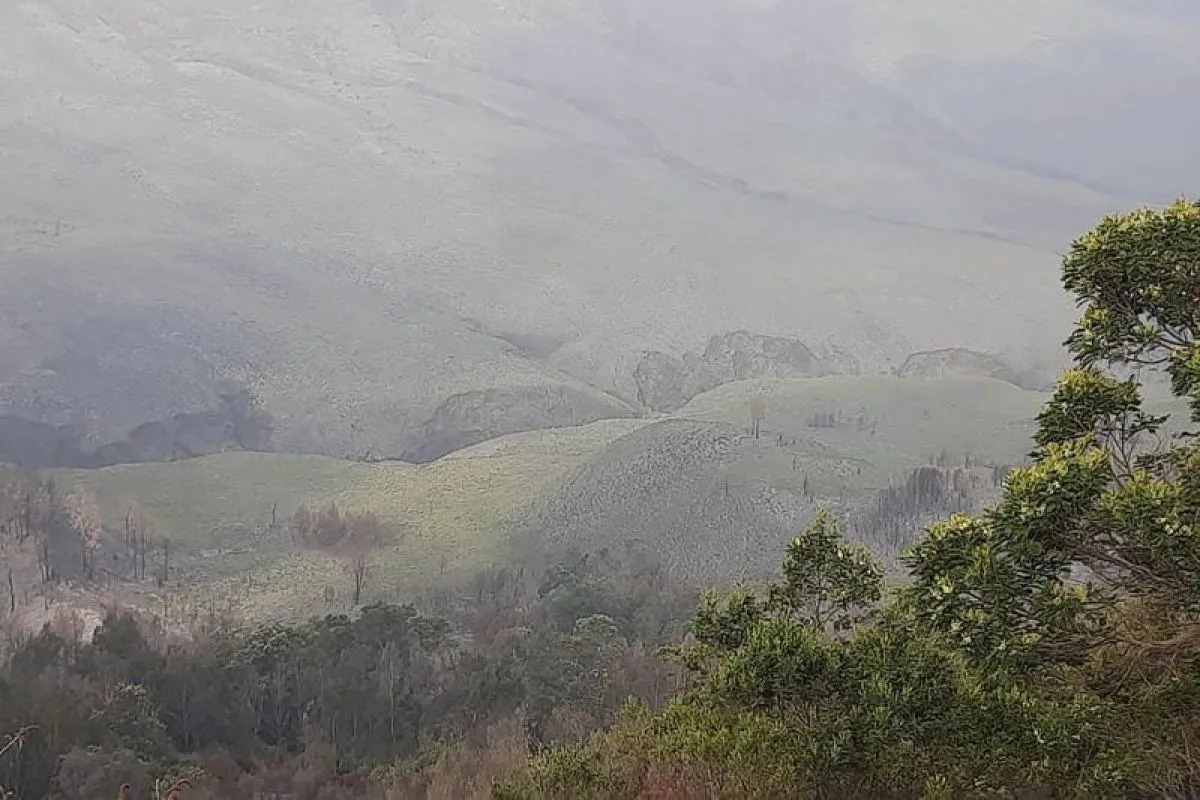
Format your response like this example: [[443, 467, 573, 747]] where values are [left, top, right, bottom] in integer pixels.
[[2, 0, 1194, 464], [2, 5, 1200, 796]]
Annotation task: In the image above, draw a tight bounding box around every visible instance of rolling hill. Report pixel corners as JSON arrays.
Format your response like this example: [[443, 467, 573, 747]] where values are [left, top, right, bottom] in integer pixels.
[[517, 375, 1045, 583], [43, 375, 1050, 618], [5, 0, 1196, 465]]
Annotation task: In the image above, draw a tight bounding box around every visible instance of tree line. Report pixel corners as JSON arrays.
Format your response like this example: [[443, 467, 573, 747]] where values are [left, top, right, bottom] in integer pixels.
[[0, 542, 695, 799]]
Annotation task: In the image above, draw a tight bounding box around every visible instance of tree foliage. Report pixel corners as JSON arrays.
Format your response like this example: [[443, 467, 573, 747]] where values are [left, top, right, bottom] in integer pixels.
[[510, 200, 1200, 799], [0, 545, 692, 798]]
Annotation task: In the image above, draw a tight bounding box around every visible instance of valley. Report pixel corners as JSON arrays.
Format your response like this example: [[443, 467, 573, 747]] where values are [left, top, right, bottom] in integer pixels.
[[3, 3, 1200, 797], [12, 375, 1046, 624]]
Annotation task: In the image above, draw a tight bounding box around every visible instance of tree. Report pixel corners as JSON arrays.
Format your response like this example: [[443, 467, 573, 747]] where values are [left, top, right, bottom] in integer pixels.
[[64, 490, 103, 582], [682, 511, 883, 689], [17, 477, 60, 583], [512, 199, 1200, 799], [124, 505, 154, 582], [1061, 199, 1200, 422], [342, 511, 382, 607], [907, 201, 1200, 659], [748, 397, 766, 439], [0, 726, 38, 799], [348, 549, 371, 607], [771, 510, 883, 633], [901, 201, 1200, 792], [288, 502, 388, 606]]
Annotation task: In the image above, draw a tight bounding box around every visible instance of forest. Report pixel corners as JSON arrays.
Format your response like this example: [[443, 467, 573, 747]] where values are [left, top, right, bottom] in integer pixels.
[[3, 199, 1200, 798]]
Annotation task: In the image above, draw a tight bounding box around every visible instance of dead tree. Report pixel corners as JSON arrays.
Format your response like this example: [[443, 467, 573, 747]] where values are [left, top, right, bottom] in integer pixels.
[[159, 539, 170, 586], [749, 397, 766, 439], [342, 512, 382, 606]]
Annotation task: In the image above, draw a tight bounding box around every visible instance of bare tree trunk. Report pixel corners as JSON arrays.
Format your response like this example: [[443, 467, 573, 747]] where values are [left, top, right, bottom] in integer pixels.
[[352, 556, 366, 606], [20, 490, 33, 543], [38, 538, 52, 582], [160, 539, 170, 586], [125, 508, 133, 575]]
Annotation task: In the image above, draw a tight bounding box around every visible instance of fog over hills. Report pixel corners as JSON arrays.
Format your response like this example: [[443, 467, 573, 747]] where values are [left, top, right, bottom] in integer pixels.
[[3, 0, 1197, 463]]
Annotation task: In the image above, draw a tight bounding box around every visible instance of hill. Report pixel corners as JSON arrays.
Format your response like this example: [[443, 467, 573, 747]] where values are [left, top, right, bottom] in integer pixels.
[[48, 418, 635, 616], [517, 376, 1045, 583], [38, 376, 1047, 619], [6, 0, 1196, 463]]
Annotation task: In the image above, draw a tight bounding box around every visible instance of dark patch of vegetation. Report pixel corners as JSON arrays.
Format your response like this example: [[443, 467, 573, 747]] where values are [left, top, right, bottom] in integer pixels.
[[0, 544, 695, 799], [850, 458, 1013, 559], [0, 389, 273, 470]]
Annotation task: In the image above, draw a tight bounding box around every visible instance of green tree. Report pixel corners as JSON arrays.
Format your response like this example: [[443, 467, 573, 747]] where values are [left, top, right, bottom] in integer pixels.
[[512, 200, 1200, 799], [771, 510, 883, 633], [1062, 198, 1200, 422], [899, 200, 1200, 794], [683, 511, 882, 673]]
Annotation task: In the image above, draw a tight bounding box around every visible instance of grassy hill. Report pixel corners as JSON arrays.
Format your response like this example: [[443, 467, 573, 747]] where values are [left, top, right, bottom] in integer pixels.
[[7, 0, 1196, 464], [679, 375, 1043, 478], [518, 376, 1045, 583], [45, 376, 1052, 617], [48, 373, 1192, 619], [51, 417, 642, 617]]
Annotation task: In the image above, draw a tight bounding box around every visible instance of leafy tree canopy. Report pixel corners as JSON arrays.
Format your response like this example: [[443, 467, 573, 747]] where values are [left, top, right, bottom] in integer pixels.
[[510, 199, 1200, 799]]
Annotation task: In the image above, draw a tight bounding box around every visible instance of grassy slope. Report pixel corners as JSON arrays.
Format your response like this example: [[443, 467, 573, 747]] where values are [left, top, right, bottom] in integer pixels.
[[512, 377, 1047, 583], [56, 375, 1183, 617], [679, 376, 1043, 478], [53, 419, 643, 616]]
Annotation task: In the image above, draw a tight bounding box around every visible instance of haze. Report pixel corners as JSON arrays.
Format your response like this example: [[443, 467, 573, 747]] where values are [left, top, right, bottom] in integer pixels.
[[4, 6, 1200, 797], [2, 0, 1197, 462]]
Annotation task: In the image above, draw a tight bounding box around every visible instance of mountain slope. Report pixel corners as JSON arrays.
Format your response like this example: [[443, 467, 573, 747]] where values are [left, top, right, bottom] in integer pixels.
[[49, 376, 1044, 616], [514, 376, 1045, 583], [3, 0, 1193, 461]]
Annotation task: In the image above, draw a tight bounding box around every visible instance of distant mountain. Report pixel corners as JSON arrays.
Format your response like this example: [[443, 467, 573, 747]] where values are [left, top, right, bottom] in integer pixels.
[[2, 0, 1193, 462]]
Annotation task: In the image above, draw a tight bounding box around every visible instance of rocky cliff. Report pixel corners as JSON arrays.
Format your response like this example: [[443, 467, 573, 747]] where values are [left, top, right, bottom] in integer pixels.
[[895, 348, 1052, 389], [634, 331, 860, 412]]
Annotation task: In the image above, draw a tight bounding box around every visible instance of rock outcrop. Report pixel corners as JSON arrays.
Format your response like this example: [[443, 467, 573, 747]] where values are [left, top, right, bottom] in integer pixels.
[[894, 348, 1051, 389], [400, 384, 635, 463], [633, 331, 858, 412], [633, 352, 722, 413]]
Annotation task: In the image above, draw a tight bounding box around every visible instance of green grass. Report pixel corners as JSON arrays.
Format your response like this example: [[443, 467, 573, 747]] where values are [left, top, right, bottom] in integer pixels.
[[53, 451, 548, 615], [52, 375, 1183, 619], [442, 418, 651, 465], [677, 375, 1045, 487], [52, 419, 641, 618]]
